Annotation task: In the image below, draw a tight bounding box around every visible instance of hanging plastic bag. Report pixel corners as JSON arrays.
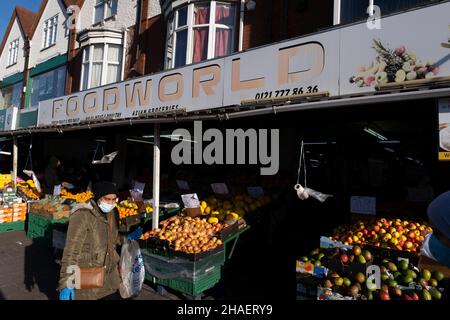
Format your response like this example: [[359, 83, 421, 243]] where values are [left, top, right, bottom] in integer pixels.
[[119, 239, 145, 299], [23, 169, 42, 193], [294, 141, 333, 203]]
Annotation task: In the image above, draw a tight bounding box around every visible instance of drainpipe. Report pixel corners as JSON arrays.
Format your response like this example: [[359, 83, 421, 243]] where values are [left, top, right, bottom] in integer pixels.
[[21, 37, 31, 110], [66, 6, 78, 94], [238, 0, 244, 51], [121, 28, 128, 81]]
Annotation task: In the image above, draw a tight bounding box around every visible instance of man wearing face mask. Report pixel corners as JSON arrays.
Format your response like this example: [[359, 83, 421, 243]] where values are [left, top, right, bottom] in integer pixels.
[[58, 181, 142, 300]]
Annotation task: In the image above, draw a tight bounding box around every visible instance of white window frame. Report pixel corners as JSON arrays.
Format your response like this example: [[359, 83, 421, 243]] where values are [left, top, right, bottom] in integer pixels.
[[7, 38, 19, 66], [93, 0, 118, 25], [43, 15, 59, 49], [165, 1, 238, 69], [80, 42, 123, 91]]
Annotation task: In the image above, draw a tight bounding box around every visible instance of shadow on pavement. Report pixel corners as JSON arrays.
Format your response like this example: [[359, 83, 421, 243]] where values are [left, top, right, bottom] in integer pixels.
[[24, 240, 60, 300], [0, 289, 4, 300]]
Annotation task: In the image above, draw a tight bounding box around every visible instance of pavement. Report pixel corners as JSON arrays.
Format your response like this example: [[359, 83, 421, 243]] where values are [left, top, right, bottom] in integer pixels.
[[0, 230, 178, 300]]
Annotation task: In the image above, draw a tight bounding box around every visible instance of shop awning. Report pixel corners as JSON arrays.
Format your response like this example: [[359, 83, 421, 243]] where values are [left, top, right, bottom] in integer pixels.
[[2, 86, 450, 136]]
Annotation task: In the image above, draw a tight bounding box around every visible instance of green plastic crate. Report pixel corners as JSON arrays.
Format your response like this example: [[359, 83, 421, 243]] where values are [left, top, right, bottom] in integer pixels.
[[27, 213, 68, 247], [146, 265, 222, 297], [0, 221, 25, 233]]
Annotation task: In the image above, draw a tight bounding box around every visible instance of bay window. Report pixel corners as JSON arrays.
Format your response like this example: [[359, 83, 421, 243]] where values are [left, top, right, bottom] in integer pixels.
[[339, 0, 437, 25], [165, 1, 237, 69], [0, 82, 22, 109], [43, 15, 58, 49], [7, 39, 19, 66], [94, 0, 118, 24], [81, 43, 122, 90], [30, 66, 66, 108]]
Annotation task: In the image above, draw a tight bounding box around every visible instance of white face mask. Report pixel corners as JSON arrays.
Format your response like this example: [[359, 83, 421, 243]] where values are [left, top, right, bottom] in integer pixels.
[[98, 201, 116, 213]]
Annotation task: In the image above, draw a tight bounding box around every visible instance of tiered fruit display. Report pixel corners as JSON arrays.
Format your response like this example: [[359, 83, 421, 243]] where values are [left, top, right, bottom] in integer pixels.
[[60, 189, 94, 203], [17, 180, 41, 200], [141, 216, 225, 254], [117, 200, 139, 220], [330, 218, 433, 252], [198, 194, 271, 224]]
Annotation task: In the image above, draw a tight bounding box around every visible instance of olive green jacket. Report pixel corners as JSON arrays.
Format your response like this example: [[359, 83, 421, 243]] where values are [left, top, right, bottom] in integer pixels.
[[58, 200, 123, 300]]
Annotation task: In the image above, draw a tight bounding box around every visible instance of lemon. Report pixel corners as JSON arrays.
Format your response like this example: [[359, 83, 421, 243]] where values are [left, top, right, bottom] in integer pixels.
[[211, 211, 220, 215], [200, 201, 207, 209], [208, 217, 219, 224], [204, 207, 211, 214], [230, 212, 239, 220]]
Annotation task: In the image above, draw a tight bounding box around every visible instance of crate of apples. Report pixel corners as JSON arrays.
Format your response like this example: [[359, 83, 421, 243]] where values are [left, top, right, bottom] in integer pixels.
[[331, 218, 433, 253]]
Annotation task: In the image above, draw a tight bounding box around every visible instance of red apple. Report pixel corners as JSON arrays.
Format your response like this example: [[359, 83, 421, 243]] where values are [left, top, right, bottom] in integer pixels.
[[408, 231, 416, 239], [411, 292, 419, 300], [380, 292, 391, 300], [340, 254, 349, 264], [403, 294, 413, 300], [405, 241, 413, 249], [397, 225, 403, 231], [373, 225, 380, 232], [408, 223, 417, 231]]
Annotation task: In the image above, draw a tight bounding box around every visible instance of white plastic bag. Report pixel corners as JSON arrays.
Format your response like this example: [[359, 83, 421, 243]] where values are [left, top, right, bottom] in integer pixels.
[[23, 169, 42, 193], [119, 239, 145, 299]]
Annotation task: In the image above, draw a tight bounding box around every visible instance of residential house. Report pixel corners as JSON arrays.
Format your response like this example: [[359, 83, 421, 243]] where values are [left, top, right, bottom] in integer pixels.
[[0, 6, 36, 111]]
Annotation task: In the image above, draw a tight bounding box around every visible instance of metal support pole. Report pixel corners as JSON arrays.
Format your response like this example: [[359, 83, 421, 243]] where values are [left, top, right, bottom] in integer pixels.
[[12, 136, 18, 191], [152, 123, 161, 230]]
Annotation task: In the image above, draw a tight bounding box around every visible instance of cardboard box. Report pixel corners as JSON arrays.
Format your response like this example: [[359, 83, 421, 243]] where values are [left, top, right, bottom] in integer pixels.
[[186, 207, 202, 218], [418, 255, 450, 279]]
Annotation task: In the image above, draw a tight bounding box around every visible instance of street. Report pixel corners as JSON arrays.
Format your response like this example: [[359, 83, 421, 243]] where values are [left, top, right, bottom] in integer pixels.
[[0, 230, 178, 300]]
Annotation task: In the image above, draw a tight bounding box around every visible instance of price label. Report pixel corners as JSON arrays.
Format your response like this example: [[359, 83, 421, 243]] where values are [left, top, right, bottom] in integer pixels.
[[247, 186, 264, 198], [211, 183, 229, 195], [176, 180, 190, 191], [350, 196, 376, 215], [181, 193, 200, 208], [53, 185, 62, 196], [133, 181, 145, 194]]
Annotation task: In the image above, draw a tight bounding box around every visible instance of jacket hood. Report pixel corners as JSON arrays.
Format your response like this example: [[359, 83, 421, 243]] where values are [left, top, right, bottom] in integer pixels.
[[71, 200, 106, 222]]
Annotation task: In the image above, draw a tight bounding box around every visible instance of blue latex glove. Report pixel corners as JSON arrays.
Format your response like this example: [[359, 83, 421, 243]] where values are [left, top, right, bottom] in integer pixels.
[[128, 227, 143, 240], [59, 288, 75, 300]]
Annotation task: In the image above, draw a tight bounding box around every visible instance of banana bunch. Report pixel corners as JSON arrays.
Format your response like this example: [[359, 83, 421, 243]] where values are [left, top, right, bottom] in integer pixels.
[[17, 180, 41, 200]]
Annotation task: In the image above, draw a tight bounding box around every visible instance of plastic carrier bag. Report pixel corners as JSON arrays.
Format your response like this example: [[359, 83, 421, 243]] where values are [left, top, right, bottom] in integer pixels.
[[119, 239, 145, 298]]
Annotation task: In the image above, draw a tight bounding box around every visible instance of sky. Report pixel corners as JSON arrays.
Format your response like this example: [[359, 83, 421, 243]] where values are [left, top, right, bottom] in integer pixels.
[[0, 0, 42, 42]]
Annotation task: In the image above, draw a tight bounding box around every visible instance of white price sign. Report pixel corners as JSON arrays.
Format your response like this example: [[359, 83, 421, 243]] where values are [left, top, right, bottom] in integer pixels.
[[350, 196, 376, 215], [181, 193, 200, 208]]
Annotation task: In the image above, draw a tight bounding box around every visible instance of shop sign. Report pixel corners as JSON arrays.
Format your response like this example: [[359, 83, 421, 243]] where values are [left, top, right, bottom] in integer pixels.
[[438, 98, 450, 161], [37, 32, 340, 126], [36, 2, 450, 127]]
